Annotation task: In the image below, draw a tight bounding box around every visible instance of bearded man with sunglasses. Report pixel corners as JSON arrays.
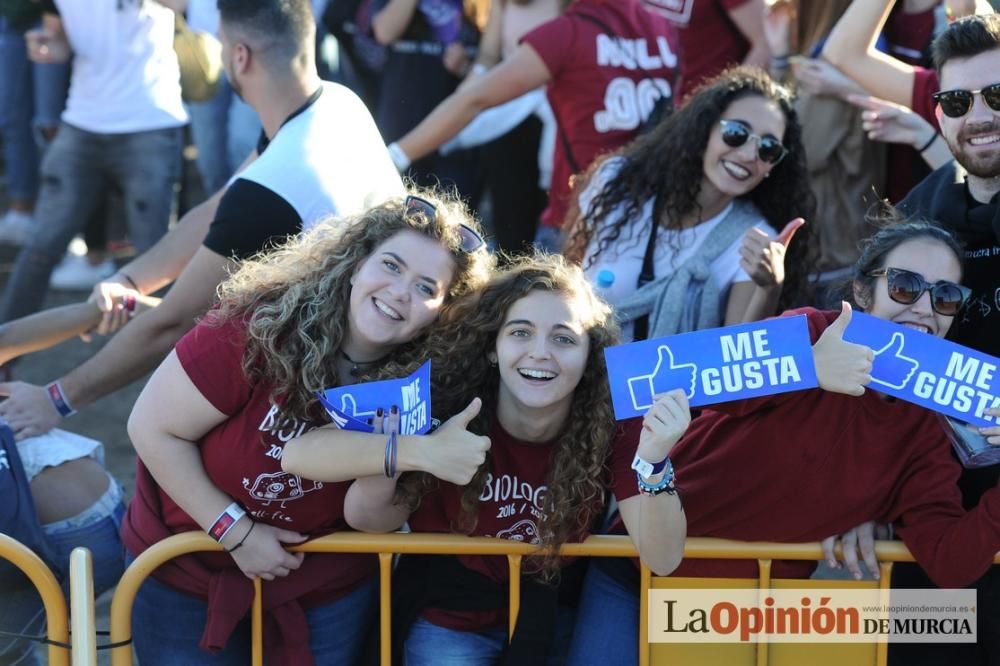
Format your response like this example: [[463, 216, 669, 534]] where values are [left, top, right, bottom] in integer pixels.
[[893, 13, 1000, 666]]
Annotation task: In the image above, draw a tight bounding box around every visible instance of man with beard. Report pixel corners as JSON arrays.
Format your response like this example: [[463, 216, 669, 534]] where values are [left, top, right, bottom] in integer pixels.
[[0, 0, 403, 439], [893, 13, 1000, 666]]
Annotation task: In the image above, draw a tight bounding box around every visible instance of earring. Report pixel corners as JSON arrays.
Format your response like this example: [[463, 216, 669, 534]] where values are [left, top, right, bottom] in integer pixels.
[[487, 353, 497, 366]]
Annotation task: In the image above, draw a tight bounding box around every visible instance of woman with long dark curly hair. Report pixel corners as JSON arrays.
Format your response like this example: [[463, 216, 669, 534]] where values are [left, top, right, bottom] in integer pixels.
[[297, 254, 687, 663], [122, 192, 495, 664], [565, 65, 818, 342]]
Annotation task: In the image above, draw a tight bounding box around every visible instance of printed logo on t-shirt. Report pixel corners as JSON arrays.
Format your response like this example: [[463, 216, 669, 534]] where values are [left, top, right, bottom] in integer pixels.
[[246, 402, 323, 522], [593, 35, 675, 133], [641, 0, 693, 24], [479, 472, 547, 544]]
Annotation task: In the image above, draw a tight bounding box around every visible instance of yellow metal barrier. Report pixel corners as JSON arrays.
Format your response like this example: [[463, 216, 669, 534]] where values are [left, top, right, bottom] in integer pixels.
[[0, 533, 69, 666], [107, 532, 1000, 666], [69, 547, 96, 666]]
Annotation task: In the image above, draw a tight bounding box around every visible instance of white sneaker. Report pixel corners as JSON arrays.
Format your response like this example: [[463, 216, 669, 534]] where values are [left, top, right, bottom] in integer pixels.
[[0, 210, 35, 246], [49, 254, 116, 291]]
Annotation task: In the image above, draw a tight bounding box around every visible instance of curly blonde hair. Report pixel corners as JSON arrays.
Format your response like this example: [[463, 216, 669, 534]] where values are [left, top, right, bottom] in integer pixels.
[[391, 253, 621, 577], [208, 191, 495, 424]]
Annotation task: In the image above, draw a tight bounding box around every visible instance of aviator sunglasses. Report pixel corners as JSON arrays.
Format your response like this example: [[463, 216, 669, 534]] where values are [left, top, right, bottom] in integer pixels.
[[867, 267, 971, 316], [718, 119, 788, 165], [404, 195, 486, 253], [932, 83, 1000, 118]]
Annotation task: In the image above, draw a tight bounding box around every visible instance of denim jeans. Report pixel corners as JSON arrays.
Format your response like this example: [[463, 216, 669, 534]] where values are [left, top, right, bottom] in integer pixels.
[[0, 122, 182, 322], [0, 477, 126, 666], [130, 568, 377, 665], [533, 224, 564, 254], [404, 608, 577, 666], [565, 562, 639, 666], [0, 18, 38, 203], [187, 76, 260, 193]]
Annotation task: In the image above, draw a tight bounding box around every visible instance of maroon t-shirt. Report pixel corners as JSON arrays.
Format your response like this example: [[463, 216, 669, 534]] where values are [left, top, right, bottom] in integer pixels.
[[647, 0, 751, 100], [409, 417, 643, 630], [123, 316, 375, 597], [522, 0, 677, 229]]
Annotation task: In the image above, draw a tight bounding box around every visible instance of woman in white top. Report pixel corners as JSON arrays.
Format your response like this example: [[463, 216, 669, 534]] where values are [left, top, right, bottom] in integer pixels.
[[565, 66, 817, 341]]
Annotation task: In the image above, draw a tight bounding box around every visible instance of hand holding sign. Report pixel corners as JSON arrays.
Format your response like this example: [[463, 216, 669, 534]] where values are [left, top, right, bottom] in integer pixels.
[[628, 345, 697, 411], [417, 398, 491, 485], [636, 389, 691, 463], [980, 407, 1000, 445], [870, 332, 919, 390], [739, 218, 804, 288], [813, 303, 873, 397]]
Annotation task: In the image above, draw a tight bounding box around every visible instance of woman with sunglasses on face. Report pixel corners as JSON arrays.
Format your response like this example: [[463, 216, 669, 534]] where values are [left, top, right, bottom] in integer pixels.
[[285, 254, 688, 664], [567, 216, 1000, 664], [565, 66, 817, 342], [121, 193, 495, 665]]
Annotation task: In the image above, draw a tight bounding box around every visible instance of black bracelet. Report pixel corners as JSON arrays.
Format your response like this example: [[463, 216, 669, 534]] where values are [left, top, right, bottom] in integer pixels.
[[918, 131, 939, 154], [117, 271, 140, 292], [226, 520, 255, 553]]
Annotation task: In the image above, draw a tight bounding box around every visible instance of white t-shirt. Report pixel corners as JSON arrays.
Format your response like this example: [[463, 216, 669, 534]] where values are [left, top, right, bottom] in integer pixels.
[[581, 158, 774, 340], [233, 81, 405, 231], [51, 0, 187, 133]]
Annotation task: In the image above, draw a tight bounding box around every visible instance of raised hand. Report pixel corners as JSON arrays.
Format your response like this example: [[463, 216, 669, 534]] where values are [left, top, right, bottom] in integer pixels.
[[636, 389, 691, 464], [812, 302, 873, 397], [739, 218, 804, 288], [419, 398, 491, 485], [848, 94, 937, 148]]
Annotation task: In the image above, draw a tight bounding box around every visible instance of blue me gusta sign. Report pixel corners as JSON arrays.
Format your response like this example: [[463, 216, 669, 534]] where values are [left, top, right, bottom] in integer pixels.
[[604, 316, 818, 420], [316, 361, 433, 433], [842, 312, 1000, 427]]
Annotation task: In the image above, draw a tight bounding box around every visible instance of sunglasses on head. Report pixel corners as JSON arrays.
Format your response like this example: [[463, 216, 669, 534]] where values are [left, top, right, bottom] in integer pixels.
[[867, 267, 971, 316], [718, 119, 788, 165], [404, 195, 486, 253], [932, 83, 1000, 118]]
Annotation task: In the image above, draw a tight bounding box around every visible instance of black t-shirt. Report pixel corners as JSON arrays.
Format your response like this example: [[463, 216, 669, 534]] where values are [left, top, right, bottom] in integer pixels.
[[203, 180, 303, 260]]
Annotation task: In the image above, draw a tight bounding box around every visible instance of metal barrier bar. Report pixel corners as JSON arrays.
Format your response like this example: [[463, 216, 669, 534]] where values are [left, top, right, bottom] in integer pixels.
[[0, 533, 69, 666], [756, 559, 772, 666], [69, 547, 96, 666], [109, 532, 1000, 666]]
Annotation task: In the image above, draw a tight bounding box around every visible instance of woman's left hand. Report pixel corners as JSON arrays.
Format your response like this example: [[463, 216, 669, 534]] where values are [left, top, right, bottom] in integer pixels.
[[739, 218, 805, 288], [636, 389, 691, 463], [443, 42, 470, 77], [793, 58, 864, 99], [980, 407, 1000, 445]]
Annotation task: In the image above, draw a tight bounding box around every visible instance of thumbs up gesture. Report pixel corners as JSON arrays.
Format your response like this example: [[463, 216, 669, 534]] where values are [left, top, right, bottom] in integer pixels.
[[418, 398, 491, 485], [812, 302, 874, 396], [739, 218, 805, 288]]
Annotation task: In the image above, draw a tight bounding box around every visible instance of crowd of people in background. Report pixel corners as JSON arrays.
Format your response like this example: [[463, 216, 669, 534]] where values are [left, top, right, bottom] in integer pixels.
[[1, 0, 1000, 664]]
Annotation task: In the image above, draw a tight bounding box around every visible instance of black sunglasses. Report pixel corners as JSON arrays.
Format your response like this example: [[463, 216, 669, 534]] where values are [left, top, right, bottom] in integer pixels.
[[932, 83, 1000, 118], [718, 119, 788, 165], [867, 267, 971, 316], [404, 195, 486, 253]]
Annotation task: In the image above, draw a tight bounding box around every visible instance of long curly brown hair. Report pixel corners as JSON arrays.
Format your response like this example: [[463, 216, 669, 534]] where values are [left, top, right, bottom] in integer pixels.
[[565, 65, 818, 310], [207, 191, 495, 424], [390, 254, 621, 577]]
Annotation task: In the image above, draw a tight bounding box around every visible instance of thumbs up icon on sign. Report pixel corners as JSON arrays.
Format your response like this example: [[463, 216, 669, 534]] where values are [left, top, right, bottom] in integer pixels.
[[870, 332, 919, 391], [627, 345, 698, 411]]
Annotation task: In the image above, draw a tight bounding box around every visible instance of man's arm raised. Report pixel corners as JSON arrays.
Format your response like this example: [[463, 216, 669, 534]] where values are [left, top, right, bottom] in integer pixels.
[[0, 247, 235, 440]]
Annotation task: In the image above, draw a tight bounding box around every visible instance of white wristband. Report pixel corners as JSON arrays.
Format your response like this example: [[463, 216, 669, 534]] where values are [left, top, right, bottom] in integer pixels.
[[387, 142, 411, 172]]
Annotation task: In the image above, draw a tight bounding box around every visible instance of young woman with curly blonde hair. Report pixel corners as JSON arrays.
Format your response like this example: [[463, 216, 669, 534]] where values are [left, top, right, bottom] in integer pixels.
[[122, 192, 495, 665], [285, 254, 687, 663]]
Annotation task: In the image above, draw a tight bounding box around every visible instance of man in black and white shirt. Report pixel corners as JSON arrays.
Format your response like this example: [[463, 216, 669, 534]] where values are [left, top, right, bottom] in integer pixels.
[[0, 0, 403, 438]]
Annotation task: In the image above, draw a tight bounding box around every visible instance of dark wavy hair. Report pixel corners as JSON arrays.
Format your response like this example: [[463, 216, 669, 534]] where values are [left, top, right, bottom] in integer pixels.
[[386, 254, 621, 577], [846, 205, 965, 311], [565, 65, 818, 310]]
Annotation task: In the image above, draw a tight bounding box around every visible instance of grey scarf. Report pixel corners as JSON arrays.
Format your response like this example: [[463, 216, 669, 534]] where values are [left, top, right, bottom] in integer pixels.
[[615, 200, 763, 339]]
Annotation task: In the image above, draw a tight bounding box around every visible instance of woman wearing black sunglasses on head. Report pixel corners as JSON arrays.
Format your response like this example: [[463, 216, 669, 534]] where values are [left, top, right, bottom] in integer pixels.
[[121, 192, 495, 664], [565, 66, 817, 342], [568, 213, 1000, 664]]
